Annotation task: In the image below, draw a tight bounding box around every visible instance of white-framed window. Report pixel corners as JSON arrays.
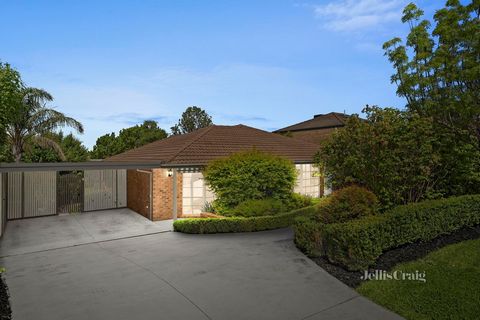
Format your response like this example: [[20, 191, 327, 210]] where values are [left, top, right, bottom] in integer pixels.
[[294, 164, 322, 197], [182, 172, 215, 215]]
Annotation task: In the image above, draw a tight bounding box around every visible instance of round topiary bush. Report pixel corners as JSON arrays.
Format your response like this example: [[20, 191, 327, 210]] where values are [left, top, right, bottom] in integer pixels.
[[203, 150, 297, 211], [318, 185, 379, 223]]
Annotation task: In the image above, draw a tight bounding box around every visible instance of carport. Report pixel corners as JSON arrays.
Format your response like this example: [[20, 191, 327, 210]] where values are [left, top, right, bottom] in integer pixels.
[[0, 161, 168, 238], [0, 124, 324, 238]]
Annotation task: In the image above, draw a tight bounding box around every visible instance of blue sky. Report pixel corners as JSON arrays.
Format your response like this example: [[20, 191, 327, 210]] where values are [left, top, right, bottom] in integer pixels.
[[1, 0, 443, 148]]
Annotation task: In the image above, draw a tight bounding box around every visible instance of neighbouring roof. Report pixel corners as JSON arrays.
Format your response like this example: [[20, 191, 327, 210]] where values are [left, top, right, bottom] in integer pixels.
[[274, 112, 349, 133], [107, 124, 319, 166]]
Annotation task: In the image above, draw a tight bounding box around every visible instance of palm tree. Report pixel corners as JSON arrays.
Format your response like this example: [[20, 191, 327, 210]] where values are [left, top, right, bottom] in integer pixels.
[[6, 87, 84, 162]]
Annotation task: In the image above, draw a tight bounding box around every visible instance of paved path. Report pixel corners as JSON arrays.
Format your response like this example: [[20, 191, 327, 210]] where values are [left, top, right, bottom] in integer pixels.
[[0, 222, 402, 320]]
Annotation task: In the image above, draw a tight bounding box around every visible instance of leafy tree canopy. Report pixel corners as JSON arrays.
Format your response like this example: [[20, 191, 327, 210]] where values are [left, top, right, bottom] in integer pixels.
[[318, 105, 480, 209], [318, 1, 480, 209], [90, 133, 117, 159], [117, 120, 167, 152], [383, 0, 480, 141], [171, 106, 213, 135], [0, 62, 23, 144], [22, 131, 89, 163], [1, 62, 85, 163], [5, 87, 84, 162], [90, 120, 167, 159]]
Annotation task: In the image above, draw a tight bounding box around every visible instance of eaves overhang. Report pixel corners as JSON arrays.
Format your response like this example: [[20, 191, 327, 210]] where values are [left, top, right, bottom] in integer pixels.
[[0, 161, 165, 172]]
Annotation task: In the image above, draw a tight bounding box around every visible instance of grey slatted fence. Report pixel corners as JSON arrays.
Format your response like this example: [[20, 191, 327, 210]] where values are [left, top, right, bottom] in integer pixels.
[[23, 171, 56, 218], [0, 173, 5, 236], [84, 169, 126, 211], [7, 172, 22, 219], [7, 171, 57, 219], [6, 169, 127, 219]]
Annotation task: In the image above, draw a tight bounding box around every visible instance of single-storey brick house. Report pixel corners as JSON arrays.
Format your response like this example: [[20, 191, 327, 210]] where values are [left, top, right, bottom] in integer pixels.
[[108, 124, 323, 221], [274, 112, 350, 144]]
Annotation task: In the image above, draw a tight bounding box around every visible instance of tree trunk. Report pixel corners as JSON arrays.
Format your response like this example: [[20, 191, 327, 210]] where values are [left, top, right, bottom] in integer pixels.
[[12, 143, 22, 163]]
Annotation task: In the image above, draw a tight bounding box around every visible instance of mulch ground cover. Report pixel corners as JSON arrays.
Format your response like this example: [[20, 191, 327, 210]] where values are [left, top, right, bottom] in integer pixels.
[[311, 224, 480, 288], [0, 275, 11, 320]]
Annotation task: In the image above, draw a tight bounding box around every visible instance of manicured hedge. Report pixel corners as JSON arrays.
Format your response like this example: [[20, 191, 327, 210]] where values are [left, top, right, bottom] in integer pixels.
[[322, 195, 480, 270], [293, 186, 378, 257], [293, 215, 325, 257], [293, 195, 480, 270], [174, 206, 317, 234]]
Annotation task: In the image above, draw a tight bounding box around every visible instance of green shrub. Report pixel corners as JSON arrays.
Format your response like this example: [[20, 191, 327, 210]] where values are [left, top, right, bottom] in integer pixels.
[[311, 197, 327, 206], [210, 199, 230, 215], [225, 193, 315, 218], [203, 150, 297, 209], [284, 193, 314, 211], [174, 206, 317, 234], [293, 215, 325, 257], [293, 186, 378, 258], [319, 185, 378, 223], [322, 195, 480, 270], [226, 198, 286, 217]]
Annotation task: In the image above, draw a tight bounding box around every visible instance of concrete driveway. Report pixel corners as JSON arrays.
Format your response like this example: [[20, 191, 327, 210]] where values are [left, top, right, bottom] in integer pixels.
[[0, 208, 172, 256], [0, 217, 402, 320]]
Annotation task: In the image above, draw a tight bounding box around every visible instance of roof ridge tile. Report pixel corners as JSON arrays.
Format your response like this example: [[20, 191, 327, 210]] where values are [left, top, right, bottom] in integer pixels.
[[166, 125, 215, 163], [107, 124, 319, 165], [240, 124, 320, 148], [331, 112, 347, 124]]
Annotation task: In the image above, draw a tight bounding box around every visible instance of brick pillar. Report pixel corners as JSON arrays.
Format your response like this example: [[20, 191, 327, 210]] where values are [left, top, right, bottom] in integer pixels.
[[126, 169, 151, 219], [151, 169, 183, 220]]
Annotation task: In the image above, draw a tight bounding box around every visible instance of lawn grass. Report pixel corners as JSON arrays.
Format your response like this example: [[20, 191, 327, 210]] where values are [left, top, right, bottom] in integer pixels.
[[357, 238, 480, 320]]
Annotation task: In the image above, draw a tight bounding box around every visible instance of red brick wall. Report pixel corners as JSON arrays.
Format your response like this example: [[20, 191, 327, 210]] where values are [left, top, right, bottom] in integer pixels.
[[151, 169, 183, 221], [127, 170, 151, 219]]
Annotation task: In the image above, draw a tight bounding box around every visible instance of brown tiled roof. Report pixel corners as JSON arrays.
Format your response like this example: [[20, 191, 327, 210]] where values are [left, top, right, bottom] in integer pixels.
[[107, 124, 319, 166], [274, 112, 349, 133]]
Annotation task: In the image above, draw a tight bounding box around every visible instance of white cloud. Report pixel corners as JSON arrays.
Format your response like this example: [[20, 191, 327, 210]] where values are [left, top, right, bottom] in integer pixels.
[[313, 0, 405, 32]]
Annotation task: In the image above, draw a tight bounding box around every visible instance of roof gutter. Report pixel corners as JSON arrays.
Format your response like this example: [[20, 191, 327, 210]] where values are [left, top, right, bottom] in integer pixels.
[[0, 158, 316, 172], [0, 161, 165, 172], [160, 164, 204, 169], [162, 160, 315, 168]]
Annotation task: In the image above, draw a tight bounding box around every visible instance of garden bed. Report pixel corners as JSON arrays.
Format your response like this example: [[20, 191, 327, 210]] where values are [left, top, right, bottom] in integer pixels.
[[0, 275, 11, 320], [310, 224, 480, 288]]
